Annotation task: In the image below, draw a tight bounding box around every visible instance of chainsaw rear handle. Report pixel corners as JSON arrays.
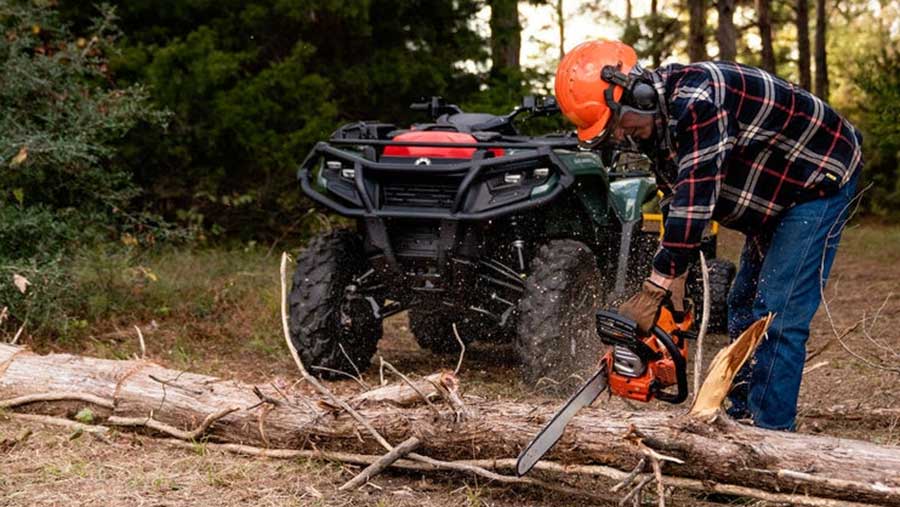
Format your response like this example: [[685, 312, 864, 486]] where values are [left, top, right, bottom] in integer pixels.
[[650, 325, 688, 404]]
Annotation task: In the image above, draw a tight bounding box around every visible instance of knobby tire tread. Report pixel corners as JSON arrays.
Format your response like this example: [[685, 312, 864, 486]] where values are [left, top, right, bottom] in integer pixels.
[[288, 230, 381, 378], [516, 240, 603, 392]]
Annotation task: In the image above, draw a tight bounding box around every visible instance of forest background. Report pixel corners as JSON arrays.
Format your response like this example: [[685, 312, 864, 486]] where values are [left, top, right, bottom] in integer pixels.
[[1, 0, 898, 340]]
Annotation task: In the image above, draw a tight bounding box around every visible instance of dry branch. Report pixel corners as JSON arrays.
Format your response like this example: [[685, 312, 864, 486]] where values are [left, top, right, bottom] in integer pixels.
[[0, 391, 115, 410], [692, 251, 711, 401], [339, 436, 422, 490], [106, 405, 239, 440], [7, 413, 110, 436]]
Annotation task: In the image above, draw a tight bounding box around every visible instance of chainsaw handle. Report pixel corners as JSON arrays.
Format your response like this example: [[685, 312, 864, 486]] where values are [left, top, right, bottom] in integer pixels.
[[650, 326, 688, 404]]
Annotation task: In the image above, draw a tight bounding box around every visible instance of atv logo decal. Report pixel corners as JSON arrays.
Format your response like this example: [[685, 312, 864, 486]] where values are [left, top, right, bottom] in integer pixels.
[[414, 157, 432, 166]]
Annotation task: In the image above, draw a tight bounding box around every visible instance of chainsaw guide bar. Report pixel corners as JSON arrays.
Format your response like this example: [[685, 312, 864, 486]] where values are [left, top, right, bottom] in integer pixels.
[[515, 363, 609, 477]]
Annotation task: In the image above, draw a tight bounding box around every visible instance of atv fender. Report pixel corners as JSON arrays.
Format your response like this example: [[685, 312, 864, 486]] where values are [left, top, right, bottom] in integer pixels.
[[608, 177, 657, 223]]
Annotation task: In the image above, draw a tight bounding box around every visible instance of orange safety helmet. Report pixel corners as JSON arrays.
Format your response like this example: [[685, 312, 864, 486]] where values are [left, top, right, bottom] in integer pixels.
[[555, 40, 640, 145]]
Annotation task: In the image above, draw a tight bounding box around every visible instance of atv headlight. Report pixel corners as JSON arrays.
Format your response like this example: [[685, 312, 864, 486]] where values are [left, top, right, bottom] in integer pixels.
[[504, 173, 523, 184], [533, 167, 550, 179], [323, 160, 355, 179]]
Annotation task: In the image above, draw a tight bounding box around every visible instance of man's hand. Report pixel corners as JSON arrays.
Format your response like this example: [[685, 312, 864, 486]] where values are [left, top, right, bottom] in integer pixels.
[[619, 279, 669, 335], [620, 272, 689, 333]]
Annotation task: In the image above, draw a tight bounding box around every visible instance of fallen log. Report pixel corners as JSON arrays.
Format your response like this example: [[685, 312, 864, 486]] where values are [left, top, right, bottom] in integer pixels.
[[2, 343, 899, 506]]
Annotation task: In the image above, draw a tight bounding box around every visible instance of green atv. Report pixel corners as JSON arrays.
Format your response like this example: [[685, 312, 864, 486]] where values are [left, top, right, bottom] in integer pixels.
[[291, 96, 734, 387]]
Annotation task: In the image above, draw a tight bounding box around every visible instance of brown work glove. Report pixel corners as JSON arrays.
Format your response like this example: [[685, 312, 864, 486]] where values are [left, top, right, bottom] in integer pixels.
[[619, 279, 669, 335], [668, 273, 689, 316]]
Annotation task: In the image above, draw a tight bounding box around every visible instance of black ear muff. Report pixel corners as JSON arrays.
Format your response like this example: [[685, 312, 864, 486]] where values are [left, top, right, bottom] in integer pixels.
[[631, 81, 658, 111]]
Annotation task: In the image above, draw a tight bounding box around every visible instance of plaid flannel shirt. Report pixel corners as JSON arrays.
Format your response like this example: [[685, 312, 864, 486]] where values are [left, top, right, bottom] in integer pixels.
[[647, 61, 863, 278]]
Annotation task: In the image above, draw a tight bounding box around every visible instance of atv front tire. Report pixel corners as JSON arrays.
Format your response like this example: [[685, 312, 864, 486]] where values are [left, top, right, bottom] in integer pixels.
[[515, 240, 604, 392], [288, 230, 382, 378]]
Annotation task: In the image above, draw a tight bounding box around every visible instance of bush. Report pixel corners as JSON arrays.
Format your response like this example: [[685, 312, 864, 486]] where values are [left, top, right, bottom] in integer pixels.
[[0, 2, 169, 337], [852, 50, 900, 218]]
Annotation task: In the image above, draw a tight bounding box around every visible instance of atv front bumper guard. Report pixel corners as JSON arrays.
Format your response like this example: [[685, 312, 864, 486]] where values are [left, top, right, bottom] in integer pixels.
[[298, 140, 575, 221]]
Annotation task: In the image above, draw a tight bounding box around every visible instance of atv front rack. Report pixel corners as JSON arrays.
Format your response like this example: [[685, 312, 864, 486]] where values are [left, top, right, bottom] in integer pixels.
[[298, 140, 575, 221]]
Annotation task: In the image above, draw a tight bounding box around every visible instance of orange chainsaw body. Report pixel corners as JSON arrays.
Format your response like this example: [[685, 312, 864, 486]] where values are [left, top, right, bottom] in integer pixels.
[[602, 307, 693, 403]]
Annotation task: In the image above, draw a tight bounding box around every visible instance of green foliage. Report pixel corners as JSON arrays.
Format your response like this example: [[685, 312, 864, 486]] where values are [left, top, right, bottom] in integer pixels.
[[0, 2, 169, 337], [625, 13, 681, 68], [57, 0, 489, 238], [0, 206, 76, 261], [827, 2, 900, 218], [0, 2, 166, 218], [852, 48, 900, 217]]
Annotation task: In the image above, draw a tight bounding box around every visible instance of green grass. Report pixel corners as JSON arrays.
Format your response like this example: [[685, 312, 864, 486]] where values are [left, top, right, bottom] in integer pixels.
[[837, 222, 900, 263], [18, 241, 288, 363], [73, 245, 280, 325]]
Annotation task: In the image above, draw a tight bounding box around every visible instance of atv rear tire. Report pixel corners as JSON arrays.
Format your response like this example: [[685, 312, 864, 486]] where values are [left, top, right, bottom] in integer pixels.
[[515, 240, 604, 393], [288, 230, 382, 378], [689, 258, 736, 334], [408, 308, 477, 354]]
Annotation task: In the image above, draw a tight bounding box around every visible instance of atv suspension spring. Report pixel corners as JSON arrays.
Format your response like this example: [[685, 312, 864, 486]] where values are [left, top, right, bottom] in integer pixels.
[[512, 239, 526, 272]]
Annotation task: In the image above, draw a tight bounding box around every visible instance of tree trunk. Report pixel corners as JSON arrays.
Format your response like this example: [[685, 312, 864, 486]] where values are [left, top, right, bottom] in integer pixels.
[[2, 343, 899, 506], [650, 0, 662, 67], [757, 0, 776, 72], [556, 0, 565, 60], [688, 0, 708, 61], [488, 0, 520, 77], [716, 0, 737, 61], [814, 0, 829, 99], [796, 0, 812, 89]]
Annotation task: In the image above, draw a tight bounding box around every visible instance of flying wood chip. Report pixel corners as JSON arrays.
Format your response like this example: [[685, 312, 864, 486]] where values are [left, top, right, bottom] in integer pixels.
[[689, 313, 774, 420]]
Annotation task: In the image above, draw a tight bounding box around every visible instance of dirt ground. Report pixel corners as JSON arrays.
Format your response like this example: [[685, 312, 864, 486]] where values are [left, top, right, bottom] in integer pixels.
[[2, 225, 899, 506]]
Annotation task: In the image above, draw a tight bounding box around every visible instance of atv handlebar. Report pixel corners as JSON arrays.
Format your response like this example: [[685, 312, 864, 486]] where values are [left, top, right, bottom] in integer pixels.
[[409, 97, 465, 118], [411, 95, 560, 129]]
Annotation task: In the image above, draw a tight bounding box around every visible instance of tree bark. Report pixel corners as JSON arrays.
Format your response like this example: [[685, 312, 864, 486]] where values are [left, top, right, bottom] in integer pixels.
[[796, 0, 812, 89], [757, 0, 776, 72], [814, 0, 829, 99], [488, 0, 520, 76], [688, 0, 708, 61], [2, 343, 900, 506], [716, 0, 737, 61], [650, 0, 662, 67], [556, 0, 565, 60]]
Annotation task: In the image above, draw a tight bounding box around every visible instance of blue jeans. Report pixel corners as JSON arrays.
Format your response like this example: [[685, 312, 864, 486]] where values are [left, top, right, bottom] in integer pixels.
[[726, 170, 860, 430]]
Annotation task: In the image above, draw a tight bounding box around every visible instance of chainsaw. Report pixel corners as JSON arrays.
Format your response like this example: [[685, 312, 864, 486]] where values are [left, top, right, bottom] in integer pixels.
[[515, 306, 694, 476]]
